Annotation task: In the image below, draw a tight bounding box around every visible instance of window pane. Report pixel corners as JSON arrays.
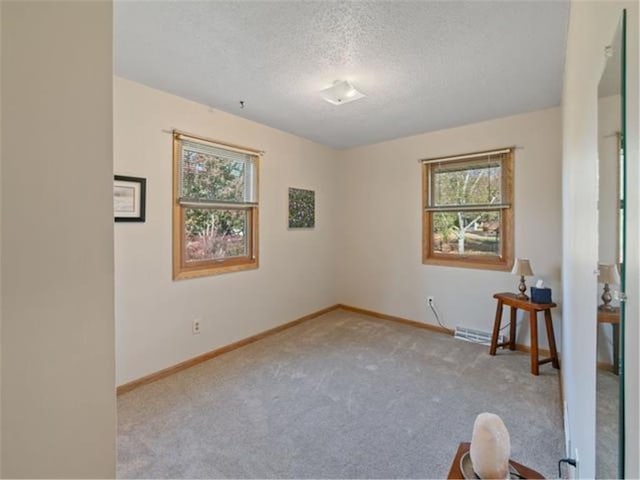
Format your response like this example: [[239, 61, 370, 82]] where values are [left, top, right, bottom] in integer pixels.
[[184, 208, 249, 262], [432, 210, 501, 256], [432, 159, 502, 207], [181, 142, 256, 203]]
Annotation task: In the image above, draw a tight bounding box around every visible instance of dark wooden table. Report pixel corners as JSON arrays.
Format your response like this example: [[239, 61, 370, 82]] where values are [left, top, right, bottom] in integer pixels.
[[447, 442, 544, 479], [598, 308, 620, 375], [489, 292, 559, 375]]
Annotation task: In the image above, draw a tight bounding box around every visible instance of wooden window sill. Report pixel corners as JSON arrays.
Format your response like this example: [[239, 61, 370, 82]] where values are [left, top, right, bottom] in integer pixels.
[[173, 258, 258, 280], [423, 256, 513, 271]]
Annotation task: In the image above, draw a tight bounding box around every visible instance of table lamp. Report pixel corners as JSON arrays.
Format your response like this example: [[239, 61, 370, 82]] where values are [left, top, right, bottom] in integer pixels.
[[598, 263, 620, 312], [512, 258, 534, 300]]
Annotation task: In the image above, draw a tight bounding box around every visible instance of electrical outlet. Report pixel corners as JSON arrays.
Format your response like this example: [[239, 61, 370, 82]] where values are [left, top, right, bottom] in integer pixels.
[[192, 319, 201, 335], [427, 296, 435, 305]]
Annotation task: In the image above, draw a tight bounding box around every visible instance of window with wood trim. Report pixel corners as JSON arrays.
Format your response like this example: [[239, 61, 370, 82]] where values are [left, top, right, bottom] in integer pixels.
[[173, 132, 259, 280], [422, 148, 514, 270]]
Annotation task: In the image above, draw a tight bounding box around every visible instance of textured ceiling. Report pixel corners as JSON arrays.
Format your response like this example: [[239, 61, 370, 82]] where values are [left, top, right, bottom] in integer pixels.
[[115, 1, 570, 149]]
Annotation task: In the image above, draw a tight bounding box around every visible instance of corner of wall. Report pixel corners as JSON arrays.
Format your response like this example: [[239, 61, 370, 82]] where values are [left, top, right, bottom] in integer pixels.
[[331, 148, 350, 305]]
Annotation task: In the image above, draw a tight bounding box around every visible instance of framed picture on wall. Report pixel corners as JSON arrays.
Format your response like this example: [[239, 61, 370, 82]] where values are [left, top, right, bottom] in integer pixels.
[[114, 175, 146, 222], [288, 187, 315, 229]]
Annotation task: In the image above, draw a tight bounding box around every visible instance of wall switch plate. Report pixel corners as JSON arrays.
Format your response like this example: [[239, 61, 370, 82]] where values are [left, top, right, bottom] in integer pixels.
[[192, 319, 201, 335]]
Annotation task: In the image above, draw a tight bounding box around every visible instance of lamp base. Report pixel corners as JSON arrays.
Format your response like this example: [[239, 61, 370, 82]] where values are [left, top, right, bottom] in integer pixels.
[[517, 275, 528, 301], [599, 283, 615, 312], [598, 303, 617, 312]]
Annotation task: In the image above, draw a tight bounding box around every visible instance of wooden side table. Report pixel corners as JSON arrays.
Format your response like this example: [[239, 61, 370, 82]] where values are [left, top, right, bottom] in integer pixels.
[[597, 308, 620, 375], [489, 292, 560, 375], [447, 442, 544, 479]]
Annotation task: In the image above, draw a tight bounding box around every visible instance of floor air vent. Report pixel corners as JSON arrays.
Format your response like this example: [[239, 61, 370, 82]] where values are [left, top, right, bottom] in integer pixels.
[[454, 326, 503, 346]]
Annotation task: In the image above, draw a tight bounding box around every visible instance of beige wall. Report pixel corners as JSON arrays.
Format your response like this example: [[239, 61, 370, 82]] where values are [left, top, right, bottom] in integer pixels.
[[562, 1, 639, 477], [335, 108, 562, 349], [114, 77, 339, 386], [1, 2, 115, 477], [0, 0, 3, 473]]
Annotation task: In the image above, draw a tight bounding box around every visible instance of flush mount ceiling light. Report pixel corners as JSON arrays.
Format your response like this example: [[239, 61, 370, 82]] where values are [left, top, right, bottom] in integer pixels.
[[320, 80, 365, 105]]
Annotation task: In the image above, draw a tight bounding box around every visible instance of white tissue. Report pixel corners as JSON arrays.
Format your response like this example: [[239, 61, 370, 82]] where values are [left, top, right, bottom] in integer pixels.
[[536, 279, 544, 288]]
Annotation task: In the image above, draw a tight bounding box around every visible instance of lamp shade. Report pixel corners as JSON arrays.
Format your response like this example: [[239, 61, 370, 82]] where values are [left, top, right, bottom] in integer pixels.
[[598, 263, 620, 285], [512, 258, 533, 276]]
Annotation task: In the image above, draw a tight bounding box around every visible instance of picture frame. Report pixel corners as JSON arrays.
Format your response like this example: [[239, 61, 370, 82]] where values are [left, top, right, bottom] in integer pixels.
[[114, 175, 146, 222], [288, 187, 315, 229]]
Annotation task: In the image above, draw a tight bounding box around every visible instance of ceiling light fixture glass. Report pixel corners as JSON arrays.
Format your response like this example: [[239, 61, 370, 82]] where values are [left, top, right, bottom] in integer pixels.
[[320, 80, 365, 105]]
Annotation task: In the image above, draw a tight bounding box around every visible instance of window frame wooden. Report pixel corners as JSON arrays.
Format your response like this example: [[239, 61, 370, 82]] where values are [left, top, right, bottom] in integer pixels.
[[172, 131, 260, 280], [422, 148, 514, 271]]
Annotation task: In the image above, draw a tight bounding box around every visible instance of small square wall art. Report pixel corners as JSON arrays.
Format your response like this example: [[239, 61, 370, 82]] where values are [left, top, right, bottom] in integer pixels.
[[288, 187, 315, 229]]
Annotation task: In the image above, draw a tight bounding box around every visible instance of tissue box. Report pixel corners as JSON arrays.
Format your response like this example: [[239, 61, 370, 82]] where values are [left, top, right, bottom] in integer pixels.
[[530, 287, 552, 304]]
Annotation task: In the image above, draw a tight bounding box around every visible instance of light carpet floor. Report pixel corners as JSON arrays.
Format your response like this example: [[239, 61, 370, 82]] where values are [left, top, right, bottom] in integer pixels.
[[596, 368, 620, 478], [118, 310, 564, 479]]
